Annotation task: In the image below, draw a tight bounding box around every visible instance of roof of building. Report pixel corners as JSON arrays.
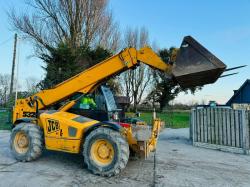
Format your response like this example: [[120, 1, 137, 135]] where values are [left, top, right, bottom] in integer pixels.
[[115, 96, 130, 104], [226, 79, 250, 105]]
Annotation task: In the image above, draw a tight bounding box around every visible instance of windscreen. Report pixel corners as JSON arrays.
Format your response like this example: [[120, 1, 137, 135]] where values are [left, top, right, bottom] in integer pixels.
[[100, 86, 117, 112]]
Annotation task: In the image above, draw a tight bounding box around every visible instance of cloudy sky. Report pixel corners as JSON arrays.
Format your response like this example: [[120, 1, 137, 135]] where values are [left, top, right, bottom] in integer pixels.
[[0, 0, 249, 105]]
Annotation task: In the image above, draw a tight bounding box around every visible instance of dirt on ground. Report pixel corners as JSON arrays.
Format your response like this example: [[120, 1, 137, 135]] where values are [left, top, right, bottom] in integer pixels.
[[1, 128, 250, 187]]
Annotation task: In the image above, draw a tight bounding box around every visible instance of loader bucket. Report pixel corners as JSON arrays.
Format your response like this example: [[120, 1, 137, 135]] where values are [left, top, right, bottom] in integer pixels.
[[172, 36, 226, 88]]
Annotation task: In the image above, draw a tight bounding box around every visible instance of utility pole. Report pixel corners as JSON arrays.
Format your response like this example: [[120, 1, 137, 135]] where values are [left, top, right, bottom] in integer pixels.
[[10, 33, 17, 95]]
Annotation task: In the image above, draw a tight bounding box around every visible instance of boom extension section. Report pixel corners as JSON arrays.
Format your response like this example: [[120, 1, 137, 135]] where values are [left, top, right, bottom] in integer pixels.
[[13, 47, 172, 123]]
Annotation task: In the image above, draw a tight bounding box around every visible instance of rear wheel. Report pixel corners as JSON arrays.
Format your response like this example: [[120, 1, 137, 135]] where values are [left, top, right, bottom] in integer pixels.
[[10, 123, 43, 162], [83, 127, 129, 177]]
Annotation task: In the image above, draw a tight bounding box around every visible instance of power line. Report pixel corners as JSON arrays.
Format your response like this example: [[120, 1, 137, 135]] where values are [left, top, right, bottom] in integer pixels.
[[0, 36, 13, 46]]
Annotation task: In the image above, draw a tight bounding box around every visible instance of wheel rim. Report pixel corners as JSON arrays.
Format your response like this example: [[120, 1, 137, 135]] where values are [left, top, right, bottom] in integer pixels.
[[90, 139, 114, 166], [13, 131, 29, 154]]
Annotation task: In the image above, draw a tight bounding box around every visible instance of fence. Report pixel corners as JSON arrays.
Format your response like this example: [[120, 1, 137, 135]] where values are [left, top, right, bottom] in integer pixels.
[[190, 107, 250, 154], [0, 108, 12, 130]]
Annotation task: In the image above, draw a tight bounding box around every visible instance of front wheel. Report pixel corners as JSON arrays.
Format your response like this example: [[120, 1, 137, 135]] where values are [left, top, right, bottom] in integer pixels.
[[83, 127, 129, 177], [10, 123, 43, 162]]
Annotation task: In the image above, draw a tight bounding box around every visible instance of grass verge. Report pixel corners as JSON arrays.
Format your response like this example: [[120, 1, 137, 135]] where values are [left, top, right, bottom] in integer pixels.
[[126, 111, 190, 128]]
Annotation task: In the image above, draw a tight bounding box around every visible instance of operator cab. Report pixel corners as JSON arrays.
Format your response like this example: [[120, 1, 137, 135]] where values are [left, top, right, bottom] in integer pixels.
[[68, 86, 120, 122]]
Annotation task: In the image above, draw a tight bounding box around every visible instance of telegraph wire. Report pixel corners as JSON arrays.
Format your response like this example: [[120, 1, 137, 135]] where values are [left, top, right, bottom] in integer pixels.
[[0, 36, 13, 46]]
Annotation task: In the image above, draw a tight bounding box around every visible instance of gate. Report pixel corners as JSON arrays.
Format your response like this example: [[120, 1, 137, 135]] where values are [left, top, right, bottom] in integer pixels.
[[190, 108, 249, 154]]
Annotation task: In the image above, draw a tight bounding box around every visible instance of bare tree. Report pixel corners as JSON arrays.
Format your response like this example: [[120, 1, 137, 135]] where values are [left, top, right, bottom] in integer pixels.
[[9, 0, 119, 55], [25, 76, 40, 95], [0, 74, 11, 107], [119, 27, 153, 111]]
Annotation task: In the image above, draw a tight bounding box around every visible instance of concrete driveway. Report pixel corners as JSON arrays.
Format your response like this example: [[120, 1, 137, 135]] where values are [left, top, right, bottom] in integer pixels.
[[1, 128, 250, 187]]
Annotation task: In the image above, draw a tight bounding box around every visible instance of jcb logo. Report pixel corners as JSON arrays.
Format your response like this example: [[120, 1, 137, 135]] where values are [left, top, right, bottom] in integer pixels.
[[47, 119, 60, 134]]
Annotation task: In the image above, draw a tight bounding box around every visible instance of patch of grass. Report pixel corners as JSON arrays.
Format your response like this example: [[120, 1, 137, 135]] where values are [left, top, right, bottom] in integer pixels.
[[126, 111, 190, 129], [0, 111, 12, 130]]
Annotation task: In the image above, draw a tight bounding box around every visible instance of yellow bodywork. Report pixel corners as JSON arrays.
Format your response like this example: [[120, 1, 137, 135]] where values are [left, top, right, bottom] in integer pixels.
[[12, 46, 169, 158], [39, 111, 98, 153], [36, 110, 163, 158]]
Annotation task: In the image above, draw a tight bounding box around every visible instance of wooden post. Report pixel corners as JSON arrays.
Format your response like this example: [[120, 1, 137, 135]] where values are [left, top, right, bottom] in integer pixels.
[[191, 109, 196, 144], [10, 33, 17, 95], [197, 109, 201, 142], [190, 110, 192, 140], [200, 109, 204, 142], [248, 111, 250, 147], [231, 109, 236, 147], [207, 108, 211, 144], [211, 108, 215, 144], [204, 108, 208, 143], [239, 110, 243, 148], [215, 108, 219, 144], [226, 108, 231, 146], [235, 110, 240, 147], [242, 110, 249, 154], [218, 108, 223, 145], [222, 108, 227, 145]]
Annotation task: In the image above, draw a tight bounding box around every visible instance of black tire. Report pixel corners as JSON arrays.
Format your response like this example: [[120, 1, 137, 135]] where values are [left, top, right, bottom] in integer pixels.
[[10, 123, 43, 162], [83, 127, 129, 177]]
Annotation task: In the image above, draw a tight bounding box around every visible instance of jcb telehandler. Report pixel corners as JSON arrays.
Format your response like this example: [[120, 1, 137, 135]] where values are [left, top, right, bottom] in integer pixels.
[[10, 36, 227, 176]]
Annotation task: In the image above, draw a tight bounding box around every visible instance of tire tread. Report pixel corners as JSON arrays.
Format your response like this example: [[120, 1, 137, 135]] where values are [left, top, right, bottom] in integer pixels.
[[83, 127, 129, 177]]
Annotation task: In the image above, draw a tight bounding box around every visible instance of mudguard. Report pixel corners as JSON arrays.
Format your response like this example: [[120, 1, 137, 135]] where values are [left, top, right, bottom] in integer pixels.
[[83, 121, 122, 137], [13, 117, 37, 125]]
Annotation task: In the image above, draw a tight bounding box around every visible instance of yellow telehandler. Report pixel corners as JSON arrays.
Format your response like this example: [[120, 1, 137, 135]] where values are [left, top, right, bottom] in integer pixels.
[[10, 36, 227, 176]]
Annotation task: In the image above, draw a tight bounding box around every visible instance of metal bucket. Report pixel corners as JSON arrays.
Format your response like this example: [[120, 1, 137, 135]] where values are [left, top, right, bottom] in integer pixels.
[[172, 36, 226, 88]]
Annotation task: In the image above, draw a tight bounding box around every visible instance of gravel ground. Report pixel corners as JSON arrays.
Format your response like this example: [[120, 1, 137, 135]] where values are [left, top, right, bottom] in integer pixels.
[[1, 128, 250, 187]]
